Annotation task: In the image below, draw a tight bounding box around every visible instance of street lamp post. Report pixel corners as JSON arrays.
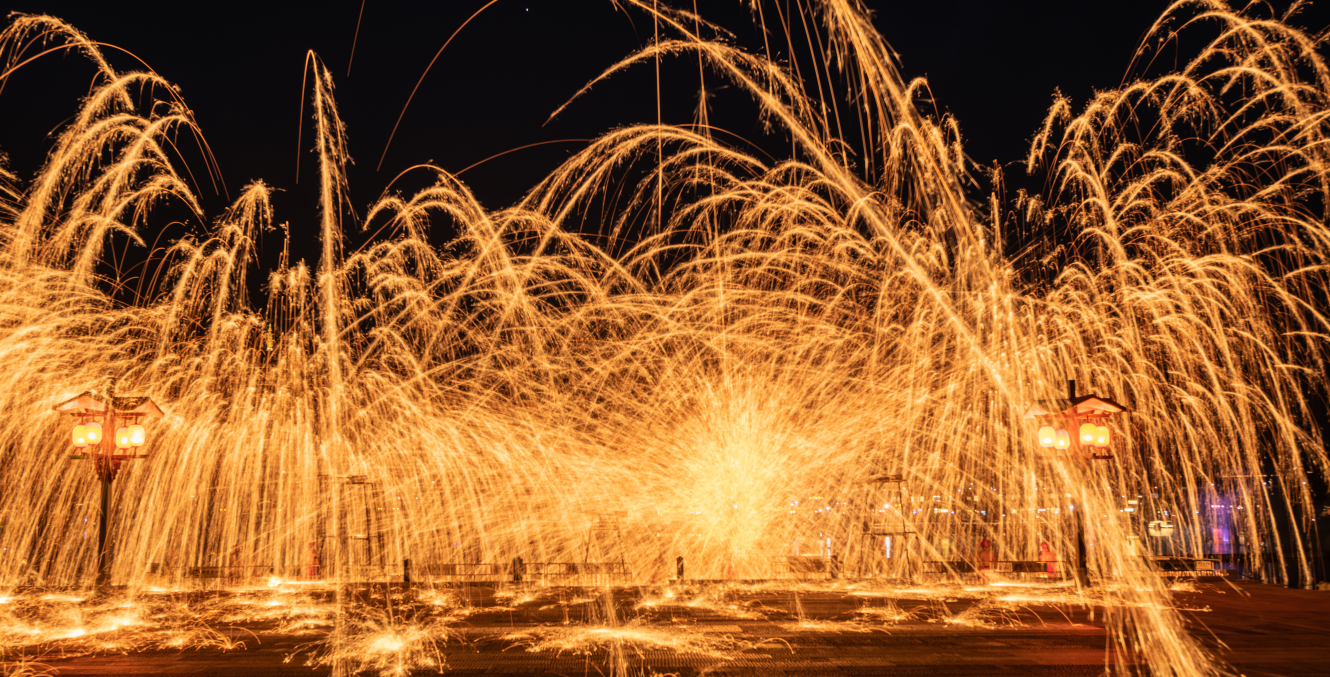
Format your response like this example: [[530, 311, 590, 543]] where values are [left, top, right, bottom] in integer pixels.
[[55, 380, 165, 589], [1024, 380, 1127, 586]]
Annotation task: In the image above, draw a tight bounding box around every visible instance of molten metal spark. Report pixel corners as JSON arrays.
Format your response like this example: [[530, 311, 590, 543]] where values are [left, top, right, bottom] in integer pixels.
[[0, 2, 1326, 676]]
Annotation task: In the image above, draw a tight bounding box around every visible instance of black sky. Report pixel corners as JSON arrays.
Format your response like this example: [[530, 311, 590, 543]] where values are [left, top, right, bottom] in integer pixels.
[[3, 1, 1328, 270]]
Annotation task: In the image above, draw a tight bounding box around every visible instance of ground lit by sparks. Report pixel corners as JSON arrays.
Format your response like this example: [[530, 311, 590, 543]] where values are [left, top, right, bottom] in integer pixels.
[[0, 578, 1217, 675]]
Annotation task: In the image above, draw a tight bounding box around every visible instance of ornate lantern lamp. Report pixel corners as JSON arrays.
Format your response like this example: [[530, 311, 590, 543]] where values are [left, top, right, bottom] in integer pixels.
[[1023, 381, 1126, 461], [54, 381, 165, 588]]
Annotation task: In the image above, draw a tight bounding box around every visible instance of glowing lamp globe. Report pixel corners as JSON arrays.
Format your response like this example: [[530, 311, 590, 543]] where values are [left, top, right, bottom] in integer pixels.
[[85, 421, 102, 444], [115, 427, 132, 449], [1037, 426, 1056, 447], [128, 424, 146, 447], [1079, 423, 1097, 444], [72, 424, 89, 447], [1054, 429, 1071, 450], [1094, 426, 1110, 447]]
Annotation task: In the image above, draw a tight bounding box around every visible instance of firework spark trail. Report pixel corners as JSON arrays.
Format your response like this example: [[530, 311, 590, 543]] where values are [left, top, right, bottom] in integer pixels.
[[0, 1, 1326, 675]]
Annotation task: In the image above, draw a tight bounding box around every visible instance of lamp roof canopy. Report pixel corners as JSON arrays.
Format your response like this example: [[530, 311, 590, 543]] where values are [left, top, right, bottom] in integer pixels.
[[53, 391, 166, 419], [1023, 394, 1128, 420]]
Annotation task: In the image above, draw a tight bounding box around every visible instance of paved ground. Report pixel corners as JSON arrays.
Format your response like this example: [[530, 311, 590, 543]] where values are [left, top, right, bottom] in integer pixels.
[[8, 579, 1329, 676], [1174, 582, 1330, 677]]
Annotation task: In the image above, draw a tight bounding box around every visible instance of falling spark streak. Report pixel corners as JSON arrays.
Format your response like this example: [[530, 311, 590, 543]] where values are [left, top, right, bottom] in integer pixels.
[[0, 2, 1327, 676]]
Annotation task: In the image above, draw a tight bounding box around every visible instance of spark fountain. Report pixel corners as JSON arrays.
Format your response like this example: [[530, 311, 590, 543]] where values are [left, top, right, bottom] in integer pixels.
[[0, 1, 1327, 675]]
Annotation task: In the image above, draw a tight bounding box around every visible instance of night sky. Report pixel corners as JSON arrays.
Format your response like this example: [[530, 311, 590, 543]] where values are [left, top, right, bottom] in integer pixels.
[[2, 1, 1328, 270]]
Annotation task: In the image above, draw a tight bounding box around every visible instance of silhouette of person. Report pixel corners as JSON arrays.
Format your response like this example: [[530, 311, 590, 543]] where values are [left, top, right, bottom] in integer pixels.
[[306, 541, 321, 578], [977, 539, 995, 570], [1038, 541, 1058, 575], [228, 546, 242, 584]]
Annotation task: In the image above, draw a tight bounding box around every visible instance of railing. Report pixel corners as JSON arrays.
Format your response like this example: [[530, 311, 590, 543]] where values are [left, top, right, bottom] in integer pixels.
[[416, 561, 628, 583], [1151, 557, 1225, 576], [924, 560, 1064, 578], [184, 565, 289, 580], [770, 556, 841, 579], [170, 561, 631, 585], [922, 557, 1227, 580]]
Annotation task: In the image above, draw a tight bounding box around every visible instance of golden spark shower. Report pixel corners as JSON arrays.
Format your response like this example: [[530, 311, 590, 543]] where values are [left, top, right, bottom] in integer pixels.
[[0, 1, 1326, 676]]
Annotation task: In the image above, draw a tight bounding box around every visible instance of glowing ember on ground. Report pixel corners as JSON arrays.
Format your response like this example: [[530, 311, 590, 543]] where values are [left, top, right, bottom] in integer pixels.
[[504, 621, 750, 659]]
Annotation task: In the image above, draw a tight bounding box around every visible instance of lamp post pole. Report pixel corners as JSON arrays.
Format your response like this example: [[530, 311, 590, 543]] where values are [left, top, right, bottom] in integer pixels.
[[96, 411, 114, 588], [98, 475, 110, 584], [1027, 379, 1127, 587]]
